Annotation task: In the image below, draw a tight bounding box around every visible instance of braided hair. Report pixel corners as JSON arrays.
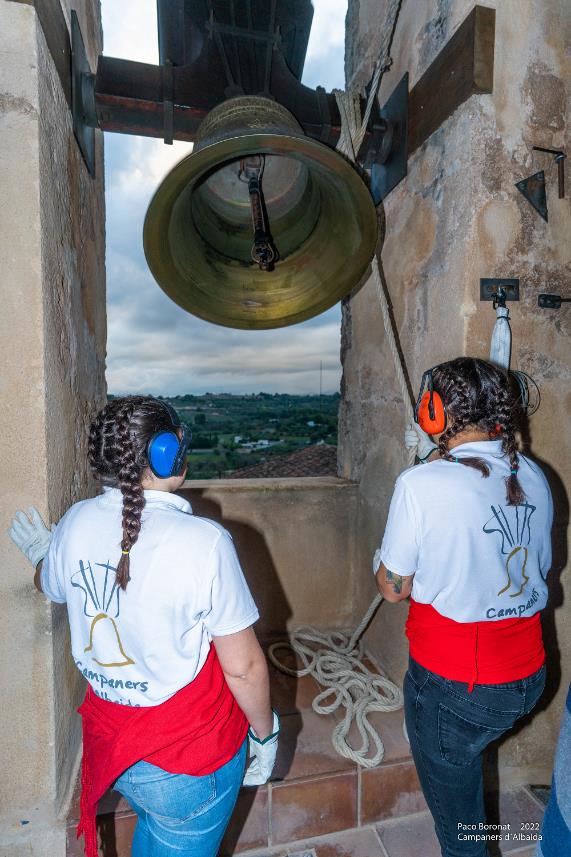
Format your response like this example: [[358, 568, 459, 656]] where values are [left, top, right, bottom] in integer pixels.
[[88, 396, 182, 589], [432, 358, 525, 506]]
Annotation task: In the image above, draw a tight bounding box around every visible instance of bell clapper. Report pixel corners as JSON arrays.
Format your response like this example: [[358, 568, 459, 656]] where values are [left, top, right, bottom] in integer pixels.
[[239, 155, 277, 272]]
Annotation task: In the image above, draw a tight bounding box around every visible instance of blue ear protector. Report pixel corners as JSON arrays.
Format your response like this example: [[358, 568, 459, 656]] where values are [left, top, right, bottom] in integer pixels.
[[147, 402, 191, 478]]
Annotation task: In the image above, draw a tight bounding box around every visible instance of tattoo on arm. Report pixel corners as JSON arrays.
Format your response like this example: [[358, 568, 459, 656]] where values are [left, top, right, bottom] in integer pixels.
[[34, 560, 43, 593], [385, 569, 404, 595]]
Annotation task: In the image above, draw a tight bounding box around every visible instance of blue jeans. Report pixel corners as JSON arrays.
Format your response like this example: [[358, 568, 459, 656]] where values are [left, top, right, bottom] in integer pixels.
[[404, 657, 546, 857], [113, 740, 247, 856]]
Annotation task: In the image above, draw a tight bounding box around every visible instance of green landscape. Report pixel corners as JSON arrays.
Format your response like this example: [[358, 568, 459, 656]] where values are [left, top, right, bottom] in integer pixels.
[[156, 393, 339, 479]]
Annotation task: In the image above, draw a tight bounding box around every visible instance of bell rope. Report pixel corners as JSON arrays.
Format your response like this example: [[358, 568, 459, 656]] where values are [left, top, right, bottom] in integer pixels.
[[269, 0, 411, 769]]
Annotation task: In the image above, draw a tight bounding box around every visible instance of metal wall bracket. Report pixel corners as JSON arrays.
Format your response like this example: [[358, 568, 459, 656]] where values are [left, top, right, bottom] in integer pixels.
[[515, 171, 547, 221], [480, 278, 520, 304], [71, 11, 96, 177], [162, 59, 174, 145], [533, 146, 566, 198], [369, 73, 408, 204], [538, 293, 570, 309]]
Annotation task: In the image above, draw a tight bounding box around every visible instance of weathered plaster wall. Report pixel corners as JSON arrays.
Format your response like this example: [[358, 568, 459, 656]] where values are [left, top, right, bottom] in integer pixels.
[[180, 477, 359, 636], [341, 0, 570, 784], [0, 1, 105, 853]]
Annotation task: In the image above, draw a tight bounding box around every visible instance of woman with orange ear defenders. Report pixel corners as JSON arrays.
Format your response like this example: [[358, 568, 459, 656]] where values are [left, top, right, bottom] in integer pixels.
[[403, 368, 444, 462], [373, 357, 554, 857]]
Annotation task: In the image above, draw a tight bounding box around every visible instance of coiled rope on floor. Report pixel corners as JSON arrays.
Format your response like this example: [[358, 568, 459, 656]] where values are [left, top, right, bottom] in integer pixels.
[[269, 0, 415, 768], [267, 594, 402, 769]]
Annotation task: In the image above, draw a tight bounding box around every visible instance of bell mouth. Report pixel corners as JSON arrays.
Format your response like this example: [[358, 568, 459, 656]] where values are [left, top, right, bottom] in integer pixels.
[[144, 132, 378, 330], [191, 153, 320, 265]]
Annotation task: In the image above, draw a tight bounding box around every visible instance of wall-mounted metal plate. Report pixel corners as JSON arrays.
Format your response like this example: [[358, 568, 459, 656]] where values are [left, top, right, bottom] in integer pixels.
[[538, 293, 568, 309], [480, 278, 520, 301], [515, 171, 547, 221], [370, 73, 408, 204], [71, 11, 95, 177]]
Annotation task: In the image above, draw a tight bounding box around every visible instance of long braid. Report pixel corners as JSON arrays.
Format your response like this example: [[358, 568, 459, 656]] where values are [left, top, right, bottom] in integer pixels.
[[88, 411, 106, 476], [502, 430, 525, 505], [432, 358, 526, 505], [114, 402, 145, 590], [488, 378, 525, 506], [89, 396, 179, 590], [435, 368, 490, 477]]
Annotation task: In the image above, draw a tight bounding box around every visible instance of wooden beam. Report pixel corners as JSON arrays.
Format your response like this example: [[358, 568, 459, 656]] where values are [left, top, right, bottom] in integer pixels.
[[408, 5, 495, 155]]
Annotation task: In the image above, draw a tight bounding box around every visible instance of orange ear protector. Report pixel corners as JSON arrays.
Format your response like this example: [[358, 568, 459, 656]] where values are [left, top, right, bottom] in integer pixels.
[[414, 368, 447, 434]]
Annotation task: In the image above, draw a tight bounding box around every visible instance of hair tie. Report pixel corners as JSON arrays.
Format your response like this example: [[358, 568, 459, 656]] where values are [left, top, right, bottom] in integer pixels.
[[453, 457, 460, 463], [121, 549, 130, 555], [510, 469, 518, 475]]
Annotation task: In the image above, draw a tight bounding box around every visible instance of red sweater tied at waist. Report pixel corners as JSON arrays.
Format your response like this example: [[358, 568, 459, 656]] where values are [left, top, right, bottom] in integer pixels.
[[76, 645, 247, 857], [406, 599, 544, 692]]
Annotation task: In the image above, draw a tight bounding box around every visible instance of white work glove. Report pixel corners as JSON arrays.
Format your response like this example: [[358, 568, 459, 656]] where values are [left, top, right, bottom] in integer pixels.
[[242, 710, 280, 786], [8, 507, 53, 569], [404, 422, 437, 462]]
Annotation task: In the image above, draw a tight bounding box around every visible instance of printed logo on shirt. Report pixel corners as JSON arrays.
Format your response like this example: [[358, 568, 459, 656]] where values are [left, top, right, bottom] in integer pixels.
[[482, 502, 537, 599], [73, 657, 146, 706], [72, 560, 135, 668]]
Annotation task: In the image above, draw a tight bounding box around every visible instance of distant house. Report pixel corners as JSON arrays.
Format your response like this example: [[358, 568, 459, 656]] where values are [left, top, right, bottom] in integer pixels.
[[307, 420, 316, 427], [239, 439, 281, 450], [227, 444, 337, 479]]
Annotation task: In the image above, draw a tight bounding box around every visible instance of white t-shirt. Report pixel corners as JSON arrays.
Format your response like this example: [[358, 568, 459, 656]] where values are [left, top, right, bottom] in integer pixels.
[[41, 488, 259, 707], [376, 441, 553, 622]]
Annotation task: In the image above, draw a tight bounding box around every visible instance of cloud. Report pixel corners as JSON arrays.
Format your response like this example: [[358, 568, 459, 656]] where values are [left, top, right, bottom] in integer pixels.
[[101, 0, 158, 63], [101, 0, 348, 395], [105, 233, 342, 395], [303, 0, 347, 89]]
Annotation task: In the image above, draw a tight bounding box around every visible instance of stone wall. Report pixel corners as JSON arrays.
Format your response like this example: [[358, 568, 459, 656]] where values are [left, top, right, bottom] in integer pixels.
[[180, 477, 359, 636], [0, 1, 105, 853], [341, 0, 570, 784]]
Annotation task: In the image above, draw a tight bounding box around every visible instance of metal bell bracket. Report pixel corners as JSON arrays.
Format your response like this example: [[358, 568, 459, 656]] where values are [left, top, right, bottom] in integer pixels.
[[65, 2, 495, 198], [480, 279, 520, 305], [71, 11, 97, 177]]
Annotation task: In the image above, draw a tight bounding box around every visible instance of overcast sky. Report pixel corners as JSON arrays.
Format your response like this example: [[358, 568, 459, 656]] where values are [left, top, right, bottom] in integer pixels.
[[100, 1, 348, 396]]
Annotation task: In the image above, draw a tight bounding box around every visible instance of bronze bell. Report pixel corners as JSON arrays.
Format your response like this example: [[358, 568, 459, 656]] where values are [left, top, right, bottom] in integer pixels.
[[143, 96, 378, 329]]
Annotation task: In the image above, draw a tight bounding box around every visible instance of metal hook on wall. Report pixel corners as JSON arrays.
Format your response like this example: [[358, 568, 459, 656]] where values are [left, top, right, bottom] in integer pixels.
[[532, 146, 566, 199], [515, 147, 566, 222]]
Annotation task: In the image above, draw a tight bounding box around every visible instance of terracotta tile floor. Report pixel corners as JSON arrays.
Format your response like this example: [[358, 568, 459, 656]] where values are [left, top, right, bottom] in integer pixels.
[[66, 644, 547, 857], [230, 789, 544, 857], [227, 825, 388, 856], [376, 789, 544, 857], [218, 792, 543, 857]]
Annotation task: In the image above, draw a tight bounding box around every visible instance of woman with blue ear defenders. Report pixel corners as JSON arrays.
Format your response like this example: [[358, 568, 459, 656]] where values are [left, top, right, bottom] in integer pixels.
[[8, 396, 279, 857], [146, 401, 192, 478], [374, 358, 553, 857]]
